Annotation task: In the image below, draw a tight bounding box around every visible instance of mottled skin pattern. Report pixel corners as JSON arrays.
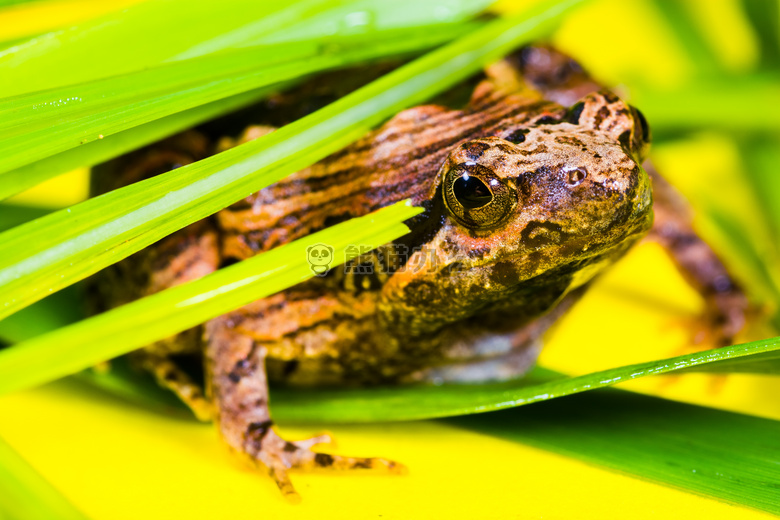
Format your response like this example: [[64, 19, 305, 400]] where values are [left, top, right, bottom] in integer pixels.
[[91, 46, 747, 500]]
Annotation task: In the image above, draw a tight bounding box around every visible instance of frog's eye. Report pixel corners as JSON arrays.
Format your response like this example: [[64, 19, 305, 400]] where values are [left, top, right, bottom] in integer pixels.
[[443, 164, 517, 228]]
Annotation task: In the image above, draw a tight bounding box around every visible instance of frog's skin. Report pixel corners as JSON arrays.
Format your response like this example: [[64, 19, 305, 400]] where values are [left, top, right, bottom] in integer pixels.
[[91, 46, 747, 500]]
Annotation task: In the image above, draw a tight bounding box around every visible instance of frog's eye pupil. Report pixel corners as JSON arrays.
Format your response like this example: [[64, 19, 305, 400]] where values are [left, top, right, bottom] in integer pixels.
[[443, 162, 517, 229], [453, 174, 492, 209]]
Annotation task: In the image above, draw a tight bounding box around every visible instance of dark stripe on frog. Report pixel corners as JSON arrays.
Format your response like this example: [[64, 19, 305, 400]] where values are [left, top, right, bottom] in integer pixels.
[[592, 105, 611, 129], [266, 103, 556, 215], [244, 420, 273, 453], [276, 314, 372, 340], [521, 221, 566, 248], [225, 293, 316, 327], [222, 100, 565, 255], [223, 99, 558, 245], [254, 99, 554, 196], [314, 453, 335, 467], [241, 175, 431, 250]]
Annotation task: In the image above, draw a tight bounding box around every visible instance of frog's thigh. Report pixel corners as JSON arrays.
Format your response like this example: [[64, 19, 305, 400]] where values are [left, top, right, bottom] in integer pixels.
[[204, 315, 403, 502], [645, 164, 749, 346]]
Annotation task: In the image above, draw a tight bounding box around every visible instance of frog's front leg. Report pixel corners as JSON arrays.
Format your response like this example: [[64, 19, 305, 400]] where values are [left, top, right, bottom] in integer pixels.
[[645, 163, 749, 346], [204, 315, 404, 502]]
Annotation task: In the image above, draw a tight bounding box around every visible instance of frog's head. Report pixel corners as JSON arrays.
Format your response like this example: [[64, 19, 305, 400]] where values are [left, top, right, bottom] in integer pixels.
[[384, 91, 653, 329]]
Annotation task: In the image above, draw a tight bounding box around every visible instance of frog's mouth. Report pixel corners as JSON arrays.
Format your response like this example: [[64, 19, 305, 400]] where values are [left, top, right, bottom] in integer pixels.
[[451, 200, 654, 298]]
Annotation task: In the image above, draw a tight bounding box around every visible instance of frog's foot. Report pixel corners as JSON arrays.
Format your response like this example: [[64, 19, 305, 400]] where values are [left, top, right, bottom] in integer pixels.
[[245, 426, 406, 503], [207, 319, 405, 501], [664, 292, 751, 359]]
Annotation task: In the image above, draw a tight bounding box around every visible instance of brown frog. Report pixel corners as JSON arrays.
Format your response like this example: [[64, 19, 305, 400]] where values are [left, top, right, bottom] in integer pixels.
[[91, 45, 748, 501]]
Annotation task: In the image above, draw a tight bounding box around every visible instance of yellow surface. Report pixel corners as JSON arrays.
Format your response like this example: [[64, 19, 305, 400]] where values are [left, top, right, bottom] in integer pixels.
[[6, 168, 90, 208], [1, 242, 779, 518], [0, 382, 777, 520], [2, 0, 779, 518]]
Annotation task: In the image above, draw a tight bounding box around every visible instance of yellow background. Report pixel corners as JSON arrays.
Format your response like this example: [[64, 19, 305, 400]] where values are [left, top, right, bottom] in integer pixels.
[[1, 0, 779, 518]]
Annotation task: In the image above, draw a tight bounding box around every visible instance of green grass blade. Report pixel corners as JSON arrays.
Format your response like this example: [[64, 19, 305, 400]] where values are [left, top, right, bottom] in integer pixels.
[[0, 0, 317, 96], [0, 203, 51, 231], [635, 77, 780, 132], [739, 137, 780, 245], [739, 0, 780, 70], [268, 336, 780, 423], [0, 0, 492, 97], [0, 0, 37, 7], [648, 0, 723, 75], [706, 210, 780, 328], [0, 87, 277, 201], [174, 0, 494, 58], [0, 285, 82, 345], [0, 23, 469, 184], [0, 201, 421, 395], [0, 435, 88, 520], [73, 358, 187, 413], [450, 390, 780, 515], [0, 0, 585, 321]]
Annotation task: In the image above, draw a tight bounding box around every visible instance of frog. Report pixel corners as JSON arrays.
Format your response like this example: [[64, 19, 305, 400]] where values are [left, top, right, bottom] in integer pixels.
[[90, 45, 748, 501]]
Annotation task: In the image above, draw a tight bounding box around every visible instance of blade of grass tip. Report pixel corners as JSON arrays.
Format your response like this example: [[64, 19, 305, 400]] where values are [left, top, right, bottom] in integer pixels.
[[268, 335, 780, 423], [0, 201, 421, 395], [0, 0, 586, 321], [0, 22, 476, 182], [450, 390, 780, 515], [680, 348, 780, 374], [0, 435, 88, 520]]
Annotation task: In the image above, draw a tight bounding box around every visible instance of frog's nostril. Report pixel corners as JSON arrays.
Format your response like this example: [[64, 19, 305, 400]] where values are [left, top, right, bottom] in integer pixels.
[[566, 167, 587, 186]]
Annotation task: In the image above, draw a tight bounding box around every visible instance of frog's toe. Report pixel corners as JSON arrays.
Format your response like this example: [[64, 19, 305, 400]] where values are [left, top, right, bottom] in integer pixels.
[[267, 465, 300, 503], [304, 451, 407, 474], [252, 429, 405, 500], [280, 432, 406, 474], [291, 431, 333, 450]]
